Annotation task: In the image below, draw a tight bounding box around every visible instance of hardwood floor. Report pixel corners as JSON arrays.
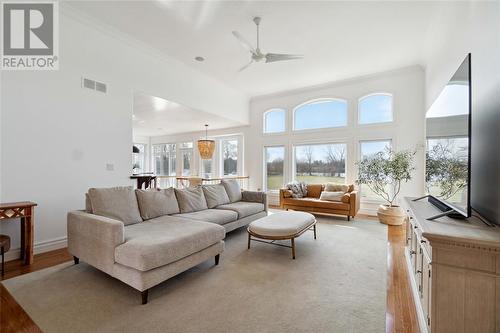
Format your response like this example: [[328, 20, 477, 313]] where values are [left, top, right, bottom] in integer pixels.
[[0, 223, 418, 333]]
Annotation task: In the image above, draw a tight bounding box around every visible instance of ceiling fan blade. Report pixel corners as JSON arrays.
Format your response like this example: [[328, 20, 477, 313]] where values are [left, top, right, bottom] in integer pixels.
[[232, 31, 256, 55], [265, 53, 304, 63], [238, 60, 254, 72]]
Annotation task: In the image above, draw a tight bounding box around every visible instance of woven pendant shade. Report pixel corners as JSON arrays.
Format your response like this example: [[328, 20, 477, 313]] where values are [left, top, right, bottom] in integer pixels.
[[197, 125, 215, 159]]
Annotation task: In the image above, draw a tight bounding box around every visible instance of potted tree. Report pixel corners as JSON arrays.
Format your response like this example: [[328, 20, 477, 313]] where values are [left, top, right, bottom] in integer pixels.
[[356, 148, 416, 225]]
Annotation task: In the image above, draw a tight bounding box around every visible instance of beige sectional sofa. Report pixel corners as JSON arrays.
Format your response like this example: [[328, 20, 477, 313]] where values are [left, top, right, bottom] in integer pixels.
[[67, 180, 267, 304]]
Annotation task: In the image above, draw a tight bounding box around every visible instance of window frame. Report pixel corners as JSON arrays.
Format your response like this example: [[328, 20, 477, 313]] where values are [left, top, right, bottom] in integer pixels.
[[263, 145, 286, 192], [357, 92, 394, 126], [291, 140, 348, 185], [179, 142, 193, 176], [219, 135, 243, 177], [152, 143, 176, 176], [358, 139, 393, 203], [292, 98, 349, 132], [263, 108, 287, 135]]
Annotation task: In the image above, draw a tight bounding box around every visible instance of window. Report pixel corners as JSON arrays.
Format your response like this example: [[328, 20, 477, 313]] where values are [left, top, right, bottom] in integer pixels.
[[358, 93, 393, 124], [263, 109, 286, 133], [152, 143, 176, 176], [359, 140, 392, 200], [221, 139, 238, 176], [201, 159, 214, 178], [294, 143, 346, 184], [264, 146, 285, 191], [132, 144, 146, 173], [293, 99, 347, 131], [180, 142, 193, 176]]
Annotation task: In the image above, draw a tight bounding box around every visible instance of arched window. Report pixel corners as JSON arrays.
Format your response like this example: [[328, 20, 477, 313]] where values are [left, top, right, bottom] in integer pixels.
[[293, 99, 348, 131], [263, 109, 286, 133], [358, 93, 393, 124]]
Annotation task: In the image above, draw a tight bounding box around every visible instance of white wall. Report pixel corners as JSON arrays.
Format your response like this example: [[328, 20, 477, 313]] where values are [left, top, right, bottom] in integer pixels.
[[156, 66, 426, 213], [0, 7, 248, 260], [423, 1, 500, 223]]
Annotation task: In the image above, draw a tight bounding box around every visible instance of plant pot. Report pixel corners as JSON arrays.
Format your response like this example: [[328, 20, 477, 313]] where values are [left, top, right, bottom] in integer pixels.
[[377, 204, 406, 226]]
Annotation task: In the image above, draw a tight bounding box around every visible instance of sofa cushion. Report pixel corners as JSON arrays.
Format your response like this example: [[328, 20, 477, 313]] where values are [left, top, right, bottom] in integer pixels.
[[324, 183, 349, 193], [115, 216, 225, 271], [135, 188, 180, 220], [175, 187, 208, 213], [216, 201, 265, 218], [306, 184, 323, 198], [282, 197, 350, 211], [174, 209, 238, 225], [221, 180, 242, 203], [286, 181, 308, 198], [319, 191, 344, 202], [88, 186, 142, 225], [202, 184, 230, 208]]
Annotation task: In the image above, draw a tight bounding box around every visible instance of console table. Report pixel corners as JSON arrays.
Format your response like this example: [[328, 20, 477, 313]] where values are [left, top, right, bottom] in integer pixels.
[[403, 197, 500, 333], [0, 201, 37, 265]]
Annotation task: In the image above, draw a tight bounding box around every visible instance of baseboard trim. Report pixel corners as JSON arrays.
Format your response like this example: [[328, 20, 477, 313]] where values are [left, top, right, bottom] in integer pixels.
[[4, 236, 67, 262]]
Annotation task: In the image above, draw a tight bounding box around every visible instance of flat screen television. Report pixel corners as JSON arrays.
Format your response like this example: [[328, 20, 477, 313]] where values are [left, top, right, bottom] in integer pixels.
[[424, 54, 471, 219]]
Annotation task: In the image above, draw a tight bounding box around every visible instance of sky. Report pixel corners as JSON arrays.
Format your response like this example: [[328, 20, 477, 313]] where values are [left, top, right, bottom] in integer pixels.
[[426, 84, 469, 118], [294, 100, 347, 130], [359, 94, 392, 124]]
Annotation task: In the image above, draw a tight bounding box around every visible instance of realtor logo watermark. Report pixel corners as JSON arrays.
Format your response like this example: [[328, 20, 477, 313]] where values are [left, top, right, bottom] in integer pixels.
[[1, 1, 58, 70]]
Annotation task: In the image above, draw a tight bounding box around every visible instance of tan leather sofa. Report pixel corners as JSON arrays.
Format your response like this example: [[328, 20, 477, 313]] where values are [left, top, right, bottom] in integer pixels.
[[279, 184, 360, 220]]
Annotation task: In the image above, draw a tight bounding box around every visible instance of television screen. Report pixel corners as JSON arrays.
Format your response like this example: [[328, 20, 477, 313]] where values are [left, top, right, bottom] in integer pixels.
[[425, 54, 471, 217]]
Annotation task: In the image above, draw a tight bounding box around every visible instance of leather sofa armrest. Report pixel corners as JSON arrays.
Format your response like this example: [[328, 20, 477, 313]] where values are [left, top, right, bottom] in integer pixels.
[[347, 190, 360, 217], [279, 189, 293, 208], [67, 211, 125, 272], [241, 191, 267, 207]]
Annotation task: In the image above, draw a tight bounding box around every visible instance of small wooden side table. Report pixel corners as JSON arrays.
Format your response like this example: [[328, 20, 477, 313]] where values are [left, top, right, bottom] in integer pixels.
[[0, 201, 37, 265]]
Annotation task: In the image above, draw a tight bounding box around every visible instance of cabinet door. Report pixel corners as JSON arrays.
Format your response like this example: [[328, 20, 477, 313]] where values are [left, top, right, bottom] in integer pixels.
[[416, 245, 423, 297], [411, 227, 418, 273], [422, 253, 432, 331]]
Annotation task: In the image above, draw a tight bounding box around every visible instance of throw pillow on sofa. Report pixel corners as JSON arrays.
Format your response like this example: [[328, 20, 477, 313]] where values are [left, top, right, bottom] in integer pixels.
[[136, 188, 180, 220], [324, 183, 349, 193], [221, 179, 242, 203], [319, 191, 345, 202], [175, 187, 209, 213], [202, 184, 230, 208], [88, 186, 142, 225], [286, 181, 308, 198]]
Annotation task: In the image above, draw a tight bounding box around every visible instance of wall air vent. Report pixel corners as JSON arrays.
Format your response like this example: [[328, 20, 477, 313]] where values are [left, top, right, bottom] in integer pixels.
[[82, 77, 107, 94]]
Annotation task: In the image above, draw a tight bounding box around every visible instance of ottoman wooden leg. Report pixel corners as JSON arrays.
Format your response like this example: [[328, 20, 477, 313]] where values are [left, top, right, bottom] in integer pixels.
[[313, 224, 317, 239], [247, 232, 251, 249], [291, 238, 296, 259]]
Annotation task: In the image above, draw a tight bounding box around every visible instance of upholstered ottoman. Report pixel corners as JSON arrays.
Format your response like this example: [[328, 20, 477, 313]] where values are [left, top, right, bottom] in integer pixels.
[[247, 211, 316, 259]]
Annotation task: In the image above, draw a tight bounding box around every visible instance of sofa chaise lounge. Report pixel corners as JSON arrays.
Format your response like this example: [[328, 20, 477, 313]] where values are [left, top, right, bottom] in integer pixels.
[[67, 180, 267, 304]]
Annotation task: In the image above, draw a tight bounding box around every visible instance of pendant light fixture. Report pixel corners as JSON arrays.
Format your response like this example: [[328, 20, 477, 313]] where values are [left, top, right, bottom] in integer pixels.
[[197, 124, 215, 159]]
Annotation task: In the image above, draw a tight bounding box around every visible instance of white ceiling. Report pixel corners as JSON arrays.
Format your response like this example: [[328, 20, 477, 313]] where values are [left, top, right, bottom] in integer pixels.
[[68, 1, 437, 97], [133, 92, 244, 137]]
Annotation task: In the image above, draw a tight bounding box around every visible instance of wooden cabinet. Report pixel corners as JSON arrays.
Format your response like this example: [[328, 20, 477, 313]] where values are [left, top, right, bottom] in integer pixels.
[[404, 198, 500, 333]]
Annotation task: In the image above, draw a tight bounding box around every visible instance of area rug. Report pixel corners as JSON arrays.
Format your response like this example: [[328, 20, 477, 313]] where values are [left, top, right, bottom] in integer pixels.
[[2, 216, 387, 333]]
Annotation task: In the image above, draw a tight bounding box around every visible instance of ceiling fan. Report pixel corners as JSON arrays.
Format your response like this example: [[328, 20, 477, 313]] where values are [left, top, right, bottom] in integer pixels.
[[232, 17, 303, 71]]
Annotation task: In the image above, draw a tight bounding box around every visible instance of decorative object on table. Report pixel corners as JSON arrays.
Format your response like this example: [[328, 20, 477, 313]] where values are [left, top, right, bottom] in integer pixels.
[[197, 124, 215, 159], [0, 234, 11, 276], [0, 201, 37, 265], [356, 148, 416, 225]]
